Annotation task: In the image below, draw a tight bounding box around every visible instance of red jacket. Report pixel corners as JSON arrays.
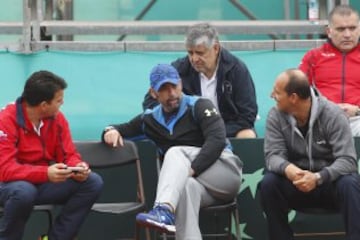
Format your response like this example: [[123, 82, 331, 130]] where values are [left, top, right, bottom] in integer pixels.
[[299, 42, 360, 105], [0, 97, 82, 183]]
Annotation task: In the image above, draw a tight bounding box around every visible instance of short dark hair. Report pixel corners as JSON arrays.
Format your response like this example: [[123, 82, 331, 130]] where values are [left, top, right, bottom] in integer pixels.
[[22, 70, 67, 106], [284, 69, 311, 99], [328, 4, 359, 25]]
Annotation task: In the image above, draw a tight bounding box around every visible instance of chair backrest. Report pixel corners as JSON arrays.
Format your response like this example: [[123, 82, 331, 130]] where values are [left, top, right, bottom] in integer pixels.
[[74, 140, 146, 204], [75, 140, 140, 168]]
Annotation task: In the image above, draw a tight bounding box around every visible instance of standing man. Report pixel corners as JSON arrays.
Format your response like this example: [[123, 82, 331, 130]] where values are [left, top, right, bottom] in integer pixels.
[[0, 70, 103, 240], [143, 23, 258, 138], [259, 68, 360, 240], [299, 4, 360, 136], [103, 64, 242, 239]]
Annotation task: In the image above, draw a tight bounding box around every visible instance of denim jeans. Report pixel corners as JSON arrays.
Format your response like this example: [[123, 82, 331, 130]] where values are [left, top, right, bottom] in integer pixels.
[[0, 173, 103, 240]]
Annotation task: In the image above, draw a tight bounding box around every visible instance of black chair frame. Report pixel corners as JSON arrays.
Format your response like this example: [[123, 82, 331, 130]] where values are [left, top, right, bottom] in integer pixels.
[[75, 140, 150, 240]]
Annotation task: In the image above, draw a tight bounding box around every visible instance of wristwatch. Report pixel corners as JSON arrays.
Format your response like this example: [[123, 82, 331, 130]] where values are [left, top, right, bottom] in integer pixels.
[[104, 126, 115, 132], [314, 172, 323, 186]]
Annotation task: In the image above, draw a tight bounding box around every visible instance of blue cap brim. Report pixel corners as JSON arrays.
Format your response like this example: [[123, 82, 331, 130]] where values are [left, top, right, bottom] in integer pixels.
[[153, 78, 179, 91]]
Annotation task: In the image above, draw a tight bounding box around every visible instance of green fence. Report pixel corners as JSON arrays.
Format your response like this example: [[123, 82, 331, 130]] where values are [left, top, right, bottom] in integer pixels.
[[0, 47, 353, 240], [0, 49, 306, 138]]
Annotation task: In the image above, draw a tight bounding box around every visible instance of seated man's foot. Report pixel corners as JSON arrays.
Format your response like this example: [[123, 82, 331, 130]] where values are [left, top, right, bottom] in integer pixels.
[[136, 204, 176, 233]]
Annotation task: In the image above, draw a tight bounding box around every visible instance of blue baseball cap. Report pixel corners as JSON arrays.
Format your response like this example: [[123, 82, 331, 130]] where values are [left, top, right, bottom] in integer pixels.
[[150, 64, 180, 91]]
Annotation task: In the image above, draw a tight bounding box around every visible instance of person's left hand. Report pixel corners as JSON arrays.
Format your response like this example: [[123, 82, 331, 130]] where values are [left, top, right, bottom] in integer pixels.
[[71, 162, 91, 182], [292, 170, 317, 192]]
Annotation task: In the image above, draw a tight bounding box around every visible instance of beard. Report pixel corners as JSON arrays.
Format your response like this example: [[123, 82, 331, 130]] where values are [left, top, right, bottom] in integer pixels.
[[164, 98, 180, 113]]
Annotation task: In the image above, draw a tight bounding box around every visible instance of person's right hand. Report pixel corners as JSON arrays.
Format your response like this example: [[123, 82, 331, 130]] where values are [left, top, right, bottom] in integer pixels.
[[293, 170, 317, 192], [47, 163, 73, 183], [104, 129, 123, 147], [284, 163, 303, 182]]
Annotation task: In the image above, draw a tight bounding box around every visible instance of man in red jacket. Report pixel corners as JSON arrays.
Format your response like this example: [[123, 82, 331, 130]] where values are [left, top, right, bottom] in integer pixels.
[[0, 71, 103, 240], [299, 4, 360, 136]]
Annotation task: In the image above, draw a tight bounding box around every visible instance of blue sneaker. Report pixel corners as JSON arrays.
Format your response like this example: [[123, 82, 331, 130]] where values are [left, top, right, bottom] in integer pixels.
[[136, 204, 176, 233]]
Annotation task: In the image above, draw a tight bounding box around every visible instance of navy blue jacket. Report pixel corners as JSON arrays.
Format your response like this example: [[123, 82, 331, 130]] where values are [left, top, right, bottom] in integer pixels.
[[142, 48, 258, 137], [109, 95, 230, 176]]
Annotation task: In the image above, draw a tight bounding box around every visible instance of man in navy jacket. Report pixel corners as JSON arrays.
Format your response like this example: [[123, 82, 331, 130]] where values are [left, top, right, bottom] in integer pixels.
[[143, 23, 258, 138]]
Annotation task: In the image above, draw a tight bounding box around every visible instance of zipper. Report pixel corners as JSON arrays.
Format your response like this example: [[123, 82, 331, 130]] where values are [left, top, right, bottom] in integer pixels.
[[341, 53, 346, 102], [295, 127, 312, 170], [305, 133, 313, 171]]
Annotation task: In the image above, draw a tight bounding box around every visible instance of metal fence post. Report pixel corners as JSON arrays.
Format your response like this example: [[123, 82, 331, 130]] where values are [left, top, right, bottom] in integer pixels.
[[22, 0, 32, 53]]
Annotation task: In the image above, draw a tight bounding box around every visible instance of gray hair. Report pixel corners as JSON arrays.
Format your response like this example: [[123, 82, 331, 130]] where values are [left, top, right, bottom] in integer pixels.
[[328, 4, 359, 25], [185, 23, 219, 48]]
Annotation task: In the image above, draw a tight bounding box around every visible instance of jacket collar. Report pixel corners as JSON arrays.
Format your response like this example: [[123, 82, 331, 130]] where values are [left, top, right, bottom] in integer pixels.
[[325, 39, 360, 54], [217, 47, 236, 74], [151, 94, 198, 131], [286, 87, 322, 129], [15, 97, 26, 129]]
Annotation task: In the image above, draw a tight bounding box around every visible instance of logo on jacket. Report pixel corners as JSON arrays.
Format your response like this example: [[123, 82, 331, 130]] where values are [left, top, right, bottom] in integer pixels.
[[0, 130, 8, 141], [204, 108, 219, 117], [321, 52, 335, 57], [316, 139, 326, 145]]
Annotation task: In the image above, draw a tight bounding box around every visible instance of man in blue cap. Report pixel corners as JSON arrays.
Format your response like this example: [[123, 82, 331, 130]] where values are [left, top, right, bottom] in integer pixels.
[[102, 63, 242, 239]]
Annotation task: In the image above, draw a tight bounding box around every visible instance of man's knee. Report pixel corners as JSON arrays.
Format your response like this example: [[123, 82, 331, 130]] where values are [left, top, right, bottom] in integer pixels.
[[164, 146, 185, 157], [259, 172, 283, 197], [86, 172, 104, 194], [336, 173, 360, 194], [164, 146, 200, 159], [5, 181, 37, 209]]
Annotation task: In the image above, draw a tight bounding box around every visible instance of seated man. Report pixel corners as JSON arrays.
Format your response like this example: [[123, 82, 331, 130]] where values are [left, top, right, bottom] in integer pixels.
[[143, 23, 258, 138], [0, 70, 103, 240], [299, 4, 360, 136], [103, 64, 242, 239], [259, 68, 360, 240]]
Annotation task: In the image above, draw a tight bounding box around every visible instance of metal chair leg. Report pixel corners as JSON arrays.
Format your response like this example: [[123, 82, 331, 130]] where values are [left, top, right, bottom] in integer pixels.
[[233, 208, 241, 240], [45, 210, 53, 232]]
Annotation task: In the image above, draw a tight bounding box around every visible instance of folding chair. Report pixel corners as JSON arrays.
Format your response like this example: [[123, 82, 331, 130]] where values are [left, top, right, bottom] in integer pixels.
[[293, 208, 345, 238], [200, 198, 241, 240], [75, 140, 150, 240], [0, 204, 54, 233]]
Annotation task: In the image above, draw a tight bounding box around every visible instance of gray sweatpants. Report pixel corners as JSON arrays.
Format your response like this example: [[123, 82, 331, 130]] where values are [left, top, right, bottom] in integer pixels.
[[155, 146, 242, 240], [350, 116, 360, 136]]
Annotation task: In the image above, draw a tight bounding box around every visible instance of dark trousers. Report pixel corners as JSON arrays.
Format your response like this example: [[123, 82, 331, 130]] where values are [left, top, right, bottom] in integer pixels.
[[0, 173, 103, 240], [259, 172, 360, 240]]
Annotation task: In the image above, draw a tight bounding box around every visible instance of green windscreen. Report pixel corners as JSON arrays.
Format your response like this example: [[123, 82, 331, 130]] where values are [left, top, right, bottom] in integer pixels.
[[0, 49, 306, 139]]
